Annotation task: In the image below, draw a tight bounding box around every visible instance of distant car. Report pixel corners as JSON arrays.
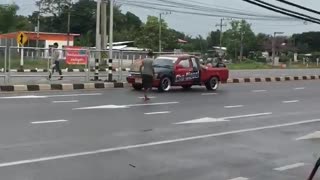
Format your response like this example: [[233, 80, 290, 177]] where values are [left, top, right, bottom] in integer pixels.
[[126, 54, 229, 92]]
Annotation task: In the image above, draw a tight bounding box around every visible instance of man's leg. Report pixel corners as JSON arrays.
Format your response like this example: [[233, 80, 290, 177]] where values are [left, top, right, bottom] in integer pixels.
[[49, 65, 55, 79], [56, 62, 63, 80]]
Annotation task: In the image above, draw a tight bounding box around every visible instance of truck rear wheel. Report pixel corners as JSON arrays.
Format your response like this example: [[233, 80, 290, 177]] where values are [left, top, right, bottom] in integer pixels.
[[158, 77, 171, 92], [205, 77, 219, 91], [132, 83, 143, 91]]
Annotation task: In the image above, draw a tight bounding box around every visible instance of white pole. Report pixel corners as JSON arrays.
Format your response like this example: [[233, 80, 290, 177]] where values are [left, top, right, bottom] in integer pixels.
[[20, 45, 24, 69], [95, 0, 101, 51], [94, 0, 101, 81], [108, 0, 114, 82]]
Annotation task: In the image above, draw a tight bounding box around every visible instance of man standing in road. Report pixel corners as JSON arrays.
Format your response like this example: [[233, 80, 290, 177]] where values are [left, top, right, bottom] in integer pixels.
[[48, 42, 63, 80], [139, 51, 155, 101]]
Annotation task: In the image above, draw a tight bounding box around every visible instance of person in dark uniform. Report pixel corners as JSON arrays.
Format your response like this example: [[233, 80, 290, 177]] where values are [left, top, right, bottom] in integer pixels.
[[139, 51, 155, 101], [216, 57, 226, 68]]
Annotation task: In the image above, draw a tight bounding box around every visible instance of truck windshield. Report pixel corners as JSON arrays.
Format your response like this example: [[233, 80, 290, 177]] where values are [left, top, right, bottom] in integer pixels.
[[153, 58, 176, 68]]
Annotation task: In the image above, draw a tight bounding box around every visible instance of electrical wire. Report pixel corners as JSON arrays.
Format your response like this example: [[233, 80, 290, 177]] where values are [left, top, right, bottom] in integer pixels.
[[242, 0, 320, 25], [119, 0, 298, 21], [276, 0, 320, 15], [252, 0, 320, 23]]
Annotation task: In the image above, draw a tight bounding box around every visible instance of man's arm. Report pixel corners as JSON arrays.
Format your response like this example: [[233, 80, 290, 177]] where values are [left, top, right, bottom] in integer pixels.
[[139, 61, 144, 75]]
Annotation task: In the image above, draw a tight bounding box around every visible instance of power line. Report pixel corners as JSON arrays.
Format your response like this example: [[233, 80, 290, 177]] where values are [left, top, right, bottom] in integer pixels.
[[252, 0, 320, 23], [242, 0, 320, 25], [154, 0, 292, 19], [275, 0, 320, 15], [120, 0, 298, 21]]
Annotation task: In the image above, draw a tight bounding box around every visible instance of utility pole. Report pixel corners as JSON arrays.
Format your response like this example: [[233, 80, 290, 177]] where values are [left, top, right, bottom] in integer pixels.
[[108, 0, 114, 82], [240, 31, 244, 62], [215, 18, 229, 56], [101, 0, 107, 51], [94, 0, 101, 81], [159, 11, 171, 53], [36, 4, 40, 54], [66, 4, 71, 47]]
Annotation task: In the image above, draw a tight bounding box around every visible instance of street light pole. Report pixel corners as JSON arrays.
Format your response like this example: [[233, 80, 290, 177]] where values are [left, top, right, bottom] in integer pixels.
[[159, 13, 162, 53], [272, 32, 284, 65], [159, 11, 171, 53], [67, 6, 71, 47]]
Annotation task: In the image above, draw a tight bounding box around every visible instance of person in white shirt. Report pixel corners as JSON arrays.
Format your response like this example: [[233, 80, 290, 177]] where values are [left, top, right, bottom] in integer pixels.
[[48, 42, 63, 80]]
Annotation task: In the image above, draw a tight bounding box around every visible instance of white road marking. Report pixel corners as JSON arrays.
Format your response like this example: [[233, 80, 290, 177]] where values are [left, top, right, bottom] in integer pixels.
[[296, 131, 320, 140], [52, 100, 79, 103], [251, 89, 267, 92], [31, 120, 68, 124], [0, 93, 102, 99], [282, 100, 299, 103], [0, 119, 320, 167], [222, 112, 273, 120], [201, 93, 218, 96], [252, 90, 267, 93], [0, 95, 47, 99], [175, 117, 229, 124], [224, 105, 244, 108], [175, 112, 272, 124], [228, 177, 249, 180], [144, 111, 171, 115], [274, 163, 306, 171], [73, 102, 179, 110], [139, 96, 156, 99], [47, 93, 102, 98], [294, 87, 305, 90], [0, 119, 319, 167]]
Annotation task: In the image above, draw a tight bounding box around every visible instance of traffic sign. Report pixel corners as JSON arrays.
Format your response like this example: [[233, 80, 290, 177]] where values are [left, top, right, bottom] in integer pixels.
[[17, 32, 28, 46]]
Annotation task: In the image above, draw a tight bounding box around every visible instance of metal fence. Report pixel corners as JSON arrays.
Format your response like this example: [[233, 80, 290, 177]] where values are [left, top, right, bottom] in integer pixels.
[[1, 46, 200, 84], [0, 46, 7, 83]]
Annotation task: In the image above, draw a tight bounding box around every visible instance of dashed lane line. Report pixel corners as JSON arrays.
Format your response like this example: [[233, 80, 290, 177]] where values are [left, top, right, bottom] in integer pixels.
[[144, 111, 171, 115], [224, 105, 244, 108], [52, 100, 79, 103], [31, 120, 69, 124], [282, 100, 299, 104], [274, 163, 306, 171]]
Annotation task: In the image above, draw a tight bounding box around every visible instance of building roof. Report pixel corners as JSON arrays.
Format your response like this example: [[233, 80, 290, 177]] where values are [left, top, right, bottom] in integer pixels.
[[0, 31, 80, 41]]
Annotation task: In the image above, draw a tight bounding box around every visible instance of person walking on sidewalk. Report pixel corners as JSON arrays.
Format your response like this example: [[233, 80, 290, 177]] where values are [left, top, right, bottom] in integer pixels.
[[139, 51, 155, 101], [48, 42, 63, 80]]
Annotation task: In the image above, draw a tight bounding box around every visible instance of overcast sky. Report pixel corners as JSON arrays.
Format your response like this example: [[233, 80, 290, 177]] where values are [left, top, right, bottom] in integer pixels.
[[3, 0, 320, 37]]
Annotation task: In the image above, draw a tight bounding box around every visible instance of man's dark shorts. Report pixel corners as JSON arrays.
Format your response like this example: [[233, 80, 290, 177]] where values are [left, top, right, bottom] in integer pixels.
[[142, 74, 153, 89]]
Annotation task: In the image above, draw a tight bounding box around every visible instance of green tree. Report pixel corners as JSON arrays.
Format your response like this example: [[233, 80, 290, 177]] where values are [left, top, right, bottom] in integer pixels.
[[135, 16, 167, 51], [36, 0, 72, 17], [223, 20, 256, 60], [0, 4, 19, 33], [207, 30, 221, 49]]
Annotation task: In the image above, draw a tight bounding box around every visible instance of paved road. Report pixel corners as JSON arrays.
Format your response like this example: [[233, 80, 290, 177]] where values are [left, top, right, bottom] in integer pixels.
[[0, 81, 320, 179], [1, 68, 320, 85]]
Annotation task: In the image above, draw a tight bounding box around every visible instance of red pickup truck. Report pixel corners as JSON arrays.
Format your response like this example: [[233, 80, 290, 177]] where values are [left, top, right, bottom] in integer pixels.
[[126, 54, 229, 92]]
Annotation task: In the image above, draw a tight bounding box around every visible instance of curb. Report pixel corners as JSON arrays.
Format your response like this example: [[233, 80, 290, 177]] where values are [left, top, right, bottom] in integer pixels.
[[0, 82, 130, 92], [0, 68, 131, 73], [225, 75, 320, 83]]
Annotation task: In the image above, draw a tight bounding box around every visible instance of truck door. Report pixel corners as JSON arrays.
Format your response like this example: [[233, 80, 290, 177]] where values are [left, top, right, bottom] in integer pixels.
[[190, 57, 201, 84], [174, 58, 193, 85]]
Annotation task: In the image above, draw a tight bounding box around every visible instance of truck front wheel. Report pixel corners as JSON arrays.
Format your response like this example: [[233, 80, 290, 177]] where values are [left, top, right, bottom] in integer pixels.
[[205, 77, 219, 91]]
